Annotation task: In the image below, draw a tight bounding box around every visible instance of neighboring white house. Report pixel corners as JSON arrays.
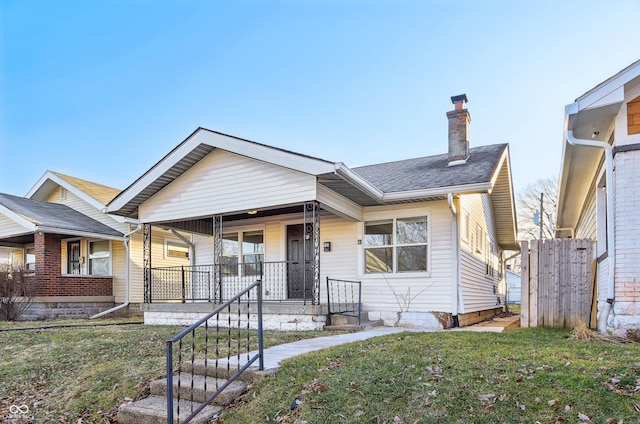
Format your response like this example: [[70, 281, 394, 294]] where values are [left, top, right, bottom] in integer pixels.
[[556, 59, 640, 335], [105, 95, 519, 330]]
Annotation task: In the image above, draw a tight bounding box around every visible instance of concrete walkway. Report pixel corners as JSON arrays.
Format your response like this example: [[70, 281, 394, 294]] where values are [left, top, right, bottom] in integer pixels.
[[240, 315, 520, 370]]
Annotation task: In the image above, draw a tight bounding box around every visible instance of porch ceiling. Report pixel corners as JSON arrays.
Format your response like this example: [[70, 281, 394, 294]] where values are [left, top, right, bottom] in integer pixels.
[[156, 205, 310, 235], [0, 234, 34, 245]]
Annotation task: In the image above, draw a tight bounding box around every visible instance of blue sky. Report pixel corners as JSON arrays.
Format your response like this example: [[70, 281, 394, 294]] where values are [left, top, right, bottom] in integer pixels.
[[1, 1, 639, 197]]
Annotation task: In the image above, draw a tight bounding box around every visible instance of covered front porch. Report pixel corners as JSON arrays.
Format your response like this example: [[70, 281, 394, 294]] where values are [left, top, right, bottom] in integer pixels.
[[140, 202, 362, 330]]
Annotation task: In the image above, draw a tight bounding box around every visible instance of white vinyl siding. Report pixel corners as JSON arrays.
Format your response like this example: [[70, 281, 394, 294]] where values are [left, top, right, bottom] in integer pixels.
[[46, 187, 129, 234], [459, 193, 503, 313], [574, 183, 597, 240], [0, 214, 30, 237], [127, 228, 191, 304], [358, 201, 453, 313], [139, 150, 318, 223]]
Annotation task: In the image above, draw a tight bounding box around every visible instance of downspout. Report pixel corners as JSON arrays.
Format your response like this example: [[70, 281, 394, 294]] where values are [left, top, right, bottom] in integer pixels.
[[90, 224, 142, 319], [448, 193, 460, 327], [566, 130, 615, 334]]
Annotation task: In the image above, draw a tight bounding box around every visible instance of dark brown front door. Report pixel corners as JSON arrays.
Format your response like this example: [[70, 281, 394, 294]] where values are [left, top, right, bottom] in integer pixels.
[[286, 224, 313, 300]]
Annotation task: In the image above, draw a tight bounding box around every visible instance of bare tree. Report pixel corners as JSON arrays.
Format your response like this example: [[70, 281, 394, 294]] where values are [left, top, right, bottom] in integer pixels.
[[505, 176, 558, 274], [0, 265, 34, 321], [517, 176, 557, 242]]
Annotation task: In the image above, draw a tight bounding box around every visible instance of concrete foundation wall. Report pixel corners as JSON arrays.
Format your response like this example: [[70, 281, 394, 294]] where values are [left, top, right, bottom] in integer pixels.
[[19, 301, 116, 321]]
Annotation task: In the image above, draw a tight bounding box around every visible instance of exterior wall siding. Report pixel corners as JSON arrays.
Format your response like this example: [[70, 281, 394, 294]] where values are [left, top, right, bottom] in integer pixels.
[[0, 214, 29, 237], [139, 150, 318, 223], [458, 193, 503, 313], [574, 184, 598, 240], [45, 187, 129, 234], [358, 201, 453, 317]]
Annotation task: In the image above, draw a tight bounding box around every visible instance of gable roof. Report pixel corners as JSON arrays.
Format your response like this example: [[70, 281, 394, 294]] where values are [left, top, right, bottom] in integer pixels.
[[106, 128, 517, 249], [28, 170, 122, 208], [107, 127, 338, 217], [354, 144, 507, 193], [557, 59, 640, 232], [0, 193, 124, 241]]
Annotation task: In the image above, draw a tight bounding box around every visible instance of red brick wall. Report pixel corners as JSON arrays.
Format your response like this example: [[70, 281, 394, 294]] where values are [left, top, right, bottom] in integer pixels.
[[32, 232, 113, 297]]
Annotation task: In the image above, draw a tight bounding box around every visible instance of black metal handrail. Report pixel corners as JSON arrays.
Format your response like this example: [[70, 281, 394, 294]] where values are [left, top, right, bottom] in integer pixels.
[[326, 277, 362, 325], [150, 261, 319, 304], [165, 279, 264, 423]]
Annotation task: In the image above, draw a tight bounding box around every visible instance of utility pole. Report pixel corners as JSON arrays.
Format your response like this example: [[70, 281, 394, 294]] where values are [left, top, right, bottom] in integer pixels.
[[539, 192, 544, 240]]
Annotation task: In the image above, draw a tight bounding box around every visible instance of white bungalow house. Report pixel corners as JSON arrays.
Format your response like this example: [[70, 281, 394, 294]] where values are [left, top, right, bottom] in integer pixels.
[[105, 95, 519, 330], [556, 59, 640, 335], [0, 171, 189, 320]]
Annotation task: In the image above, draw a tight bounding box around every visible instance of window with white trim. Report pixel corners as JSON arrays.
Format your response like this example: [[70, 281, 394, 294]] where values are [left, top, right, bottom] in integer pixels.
[[25, 246, 35, 271], [222, 230, 264, 276], [364, 216, 428, 274], [89, 240, 110, 275], [165, 239, 189, 259]]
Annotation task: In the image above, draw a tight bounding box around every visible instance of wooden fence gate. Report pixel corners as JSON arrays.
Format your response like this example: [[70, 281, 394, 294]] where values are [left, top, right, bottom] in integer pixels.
[[521, 239, 595, 329]]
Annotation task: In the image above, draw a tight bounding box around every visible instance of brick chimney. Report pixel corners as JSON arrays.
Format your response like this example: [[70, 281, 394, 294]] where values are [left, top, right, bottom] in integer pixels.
[[447, 94, 470, 165]]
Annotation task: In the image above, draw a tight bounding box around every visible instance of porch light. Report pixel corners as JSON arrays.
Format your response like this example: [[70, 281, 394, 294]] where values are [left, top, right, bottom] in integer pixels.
[[324, 242, 331, 252], [248, 210, 258, 215]]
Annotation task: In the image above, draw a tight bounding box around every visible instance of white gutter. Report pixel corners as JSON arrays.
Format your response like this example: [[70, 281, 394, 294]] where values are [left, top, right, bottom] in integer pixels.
[[90, 223, 142, 319], [333, 163, 385, 202], [566, 130, 615, 334], [447, 193, 461, 325], [35, 226, 127, 241]]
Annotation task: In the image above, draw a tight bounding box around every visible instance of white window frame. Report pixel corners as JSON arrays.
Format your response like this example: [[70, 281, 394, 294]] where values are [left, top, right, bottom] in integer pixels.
[[25, 244, 36, 271], [221, 226, 265, 277], [164, 238, 190, 260], [88, 239, 112, 276], [363, 214, 430, 275]]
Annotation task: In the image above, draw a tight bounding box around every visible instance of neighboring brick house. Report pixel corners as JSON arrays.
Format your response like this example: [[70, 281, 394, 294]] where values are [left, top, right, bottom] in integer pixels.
[[0, 192, 124, 318], [0, 171, 189, 320], [556, 59, 640, 335]]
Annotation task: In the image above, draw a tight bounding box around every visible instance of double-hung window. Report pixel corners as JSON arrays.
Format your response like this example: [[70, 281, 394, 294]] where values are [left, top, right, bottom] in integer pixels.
[[364, 216, 428, 274], [222, 230, 264, 276], [89, 240, 110, 275]]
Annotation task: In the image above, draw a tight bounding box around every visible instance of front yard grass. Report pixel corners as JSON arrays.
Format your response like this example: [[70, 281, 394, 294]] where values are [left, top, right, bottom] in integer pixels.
[[2, 321, 639, 423], [0, 319, 330, 423], [223, 328, 640, 423]]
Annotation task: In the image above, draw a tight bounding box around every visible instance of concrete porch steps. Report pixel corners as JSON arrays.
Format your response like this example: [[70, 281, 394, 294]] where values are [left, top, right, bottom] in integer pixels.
[[118, 366, 251, 424], [117, 395, 223, 424]]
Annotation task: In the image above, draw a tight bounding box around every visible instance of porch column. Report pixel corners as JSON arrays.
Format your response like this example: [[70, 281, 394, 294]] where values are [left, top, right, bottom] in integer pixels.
[[143, 223, 151, 303], [304, 201, 320, 305], [213, 214, 223, 302]]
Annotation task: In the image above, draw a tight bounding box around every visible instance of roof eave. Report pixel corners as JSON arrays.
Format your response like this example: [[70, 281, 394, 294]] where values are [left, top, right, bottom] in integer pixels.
[[35, 226, 126, 241], [381, 182, 492, 202], [27, 170, 111, 210], [107, 128, 338, 215]]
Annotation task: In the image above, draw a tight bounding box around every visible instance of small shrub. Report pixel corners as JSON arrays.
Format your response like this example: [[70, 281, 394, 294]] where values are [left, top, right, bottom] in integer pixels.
[[0, 265, 34, 321]]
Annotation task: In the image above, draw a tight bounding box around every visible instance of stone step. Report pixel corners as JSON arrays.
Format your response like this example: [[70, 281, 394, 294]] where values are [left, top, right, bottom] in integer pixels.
[[118, 395, 223, 424], [323, 324, 363, 332], [150, 373, 248, 406], [182, 359, 275, 383]]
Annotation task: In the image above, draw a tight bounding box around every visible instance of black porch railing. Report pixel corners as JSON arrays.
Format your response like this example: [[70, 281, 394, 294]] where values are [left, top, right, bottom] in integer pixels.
[[149, 261, 319, 304], [165, 279, 264, 424], [326, 277, 362, 325]]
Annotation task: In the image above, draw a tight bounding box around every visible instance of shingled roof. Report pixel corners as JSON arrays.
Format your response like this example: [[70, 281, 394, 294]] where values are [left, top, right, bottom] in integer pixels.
[[51, 172, 121, 205], [0, 193, 124, 238], [353, 144, 508, 193]]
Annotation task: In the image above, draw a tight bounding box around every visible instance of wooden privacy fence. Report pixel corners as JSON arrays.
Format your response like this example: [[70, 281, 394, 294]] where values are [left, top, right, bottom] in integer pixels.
[[521, 239, 595, 329]]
